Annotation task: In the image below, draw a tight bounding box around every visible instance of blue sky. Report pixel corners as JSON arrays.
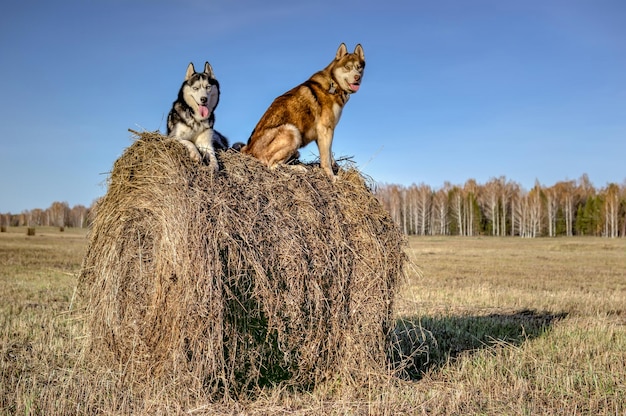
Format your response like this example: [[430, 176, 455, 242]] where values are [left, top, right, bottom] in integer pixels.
[[1, 0, 624, 213]]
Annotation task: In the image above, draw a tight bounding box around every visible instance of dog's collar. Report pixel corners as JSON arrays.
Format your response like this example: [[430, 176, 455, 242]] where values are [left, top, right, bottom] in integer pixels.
[[327, 80, 350, 103], [328, 81, 351, 100]]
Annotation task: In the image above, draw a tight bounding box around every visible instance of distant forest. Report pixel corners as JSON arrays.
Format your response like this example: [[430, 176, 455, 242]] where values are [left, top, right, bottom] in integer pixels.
[[374, 174, 626, 238], [1, 201, 89, 230], [2, 174, 625, 238]]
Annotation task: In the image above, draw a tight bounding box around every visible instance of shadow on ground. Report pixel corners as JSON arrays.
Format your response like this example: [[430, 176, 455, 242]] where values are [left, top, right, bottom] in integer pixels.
[[389, 309, 568, 381]]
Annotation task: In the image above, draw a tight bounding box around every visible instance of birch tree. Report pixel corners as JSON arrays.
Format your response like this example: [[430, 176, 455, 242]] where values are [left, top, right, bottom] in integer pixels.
[[48, 201, 70, 228], [554, 180, 576, 236], [545, 185, 558, 237], [431, 185, 449, 235], [449, 185, 464, 236], [502, 179, 518, 236], [464, 179, 479, 237], [480, 177, 501, 236], [412, 183, 432, 235], [527, 181, 543, 237], [69, 205, 89, 228]]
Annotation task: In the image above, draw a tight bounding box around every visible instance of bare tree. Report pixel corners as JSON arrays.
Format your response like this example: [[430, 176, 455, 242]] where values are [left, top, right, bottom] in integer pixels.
[[69, 205, 89, 228], [375, 184, 403, 232], [480, 177, 502, 236], [501, 179, 518, 236], [553, 180, 576, 236], [449, 185, 464, 236], [431, 184, 450, 235], [603, 183, 620, 238], [400, 187, 409, 234], [29, 209, 45, 226], [410, 183, 431, 235], [48, 201, 70, 228], [527, 181, 543, 237], [464, 179, 479, 237], [620, 181, 626, 238], [513, 189, 527, 237], [545, 185, 558, 237]]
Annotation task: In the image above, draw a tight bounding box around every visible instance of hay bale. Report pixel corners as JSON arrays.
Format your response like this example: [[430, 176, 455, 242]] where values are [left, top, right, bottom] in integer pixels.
[[78, 131, 405, 399]]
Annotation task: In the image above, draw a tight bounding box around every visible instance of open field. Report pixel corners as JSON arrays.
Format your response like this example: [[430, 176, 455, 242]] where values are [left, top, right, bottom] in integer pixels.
[[1, 226, 625, 414]]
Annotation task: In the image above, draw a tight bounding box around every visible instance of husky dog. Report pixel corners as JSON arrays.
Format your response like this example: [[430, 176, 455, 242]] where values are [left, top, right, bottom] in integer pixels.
[[240, 43, 365, 180], [167, 62, 228, 170]]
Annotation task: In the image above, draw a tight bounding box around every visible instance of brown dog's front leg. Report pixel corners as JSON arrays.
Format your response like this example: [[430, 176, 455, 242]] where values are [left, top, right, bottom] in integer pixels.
[[316, 128, 336, 180]]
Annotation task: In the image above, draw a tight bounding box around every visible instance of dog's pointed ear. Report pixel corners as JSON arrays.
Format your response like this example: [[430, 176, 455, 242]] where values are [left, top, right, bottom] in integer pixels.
[[203, 62, 216, 79], [185, 62, 195, 80], [354, 44, 364, 60], [335, 43, 348, 59]]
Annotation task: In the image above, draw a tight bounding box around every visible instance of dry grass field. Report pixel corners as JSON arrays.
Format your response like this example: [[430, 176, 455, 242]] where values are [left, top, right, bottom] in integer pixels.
[[1, 226, 625, 414]]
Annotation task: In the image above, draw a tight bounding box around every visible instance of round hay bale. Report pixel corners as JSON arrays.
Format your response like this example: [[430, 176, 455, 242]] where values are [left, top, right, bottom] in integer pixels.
[[78, 131, 406, 398]]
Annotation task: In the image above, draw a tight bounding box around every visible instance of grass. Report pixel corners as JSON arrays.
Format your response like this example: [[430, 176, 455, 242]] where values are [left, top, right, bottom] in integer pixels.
[[1, 227, 625, 414]]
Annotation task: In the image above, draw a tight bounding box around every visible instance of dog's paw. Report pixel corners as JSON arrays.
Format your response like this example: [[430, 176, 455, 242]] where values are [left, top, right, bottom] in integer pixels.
[[188, 148, 203, 162], [201, 152, 220, 172], [208, 160, 220, 173], [288, 164, 308, 173]]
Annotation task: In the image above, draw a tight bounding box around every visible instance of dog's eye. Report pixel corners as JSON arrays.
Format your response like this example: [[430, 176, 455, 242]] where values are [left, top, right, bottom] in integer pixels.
[[345, 64, 352, 70]]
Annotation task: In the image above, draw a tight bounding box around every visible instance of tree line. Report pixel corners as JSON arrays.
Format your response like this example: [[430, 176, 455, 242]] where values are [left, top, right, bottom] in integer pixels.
[[374, 174, 626, 238], [3, 173, 626, 238], [1, 201, 90, 229]]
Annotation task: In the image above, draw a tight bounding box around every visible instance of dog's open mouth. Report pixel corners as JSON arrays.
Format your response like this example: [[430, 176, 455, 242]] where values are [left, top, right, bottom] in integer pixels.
[[349, 83, 360, 92], [198, 105, 209, 118]]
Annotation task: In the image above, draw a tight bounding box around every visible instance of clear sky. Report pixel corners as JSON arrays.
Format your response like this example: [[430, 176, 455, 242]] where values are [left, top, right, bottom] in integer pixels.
[[1, 0, 624, 213]]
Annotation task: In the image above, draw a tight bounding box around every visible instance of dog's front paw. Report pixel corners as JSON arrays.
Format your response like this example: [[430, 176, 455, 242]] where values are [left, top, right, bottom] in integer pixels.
[[288, 164, 308, 173], [321, 165, 337, 182], [178, 139, 203, 162], [187, 147, 203, 162], [200, 149, 219, 172], [207, 159, 219, 172]]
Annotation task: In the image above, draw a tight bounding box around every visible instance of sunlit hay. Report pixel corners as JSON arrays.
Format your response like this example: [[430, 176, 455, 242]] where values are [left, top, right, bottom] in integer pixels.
[[78, 131, 406, 401]]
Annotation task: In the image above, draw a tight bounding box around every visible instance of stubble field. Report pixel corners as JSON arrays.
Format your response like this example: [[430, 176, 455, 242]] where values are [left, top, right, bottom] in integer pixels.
[[1, 226, 624, 414]]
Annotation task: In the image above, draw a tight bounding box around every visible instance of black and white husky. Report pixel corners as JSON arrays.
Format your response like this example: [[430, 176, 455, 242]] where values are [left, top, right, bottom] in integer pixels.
[[166, 61, 228, 171]]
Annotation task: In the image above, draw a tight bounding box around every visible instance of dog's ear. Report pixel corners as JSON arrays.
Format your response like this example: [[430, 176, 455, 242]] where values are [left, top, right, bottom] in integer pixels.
[[354, 44, 364, 60], [185, 62, 196, 80], [203, 62, 216, 79], [335, 43, 348, 60]]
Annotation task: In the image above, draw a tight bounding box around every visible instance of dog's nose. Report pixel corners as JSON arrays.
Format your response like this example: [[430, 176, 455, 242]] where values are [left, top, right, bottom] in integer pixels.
[[354, 75, 360, 81], [200, 97, 207, 104]]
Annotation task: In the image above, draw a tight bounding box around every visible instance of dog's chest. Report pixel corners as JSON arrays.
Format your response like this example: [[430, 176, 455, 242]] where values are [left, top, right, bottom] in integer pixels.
[[174, 117, 211, 142], [332, 101, 344, 124]]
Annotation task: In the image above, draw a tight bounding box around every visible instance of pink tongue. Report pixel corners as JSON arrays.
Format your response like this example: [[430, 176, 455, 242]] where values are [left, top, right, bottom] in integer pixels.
[[350, 84, 360, 92], [199, 105, 209, 118]]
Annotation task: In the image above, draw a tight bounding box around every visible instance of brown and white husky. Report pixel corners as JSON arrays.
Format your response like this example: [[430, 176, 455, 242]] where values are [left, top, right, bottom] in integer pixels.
[[240, 43, 365, 179]]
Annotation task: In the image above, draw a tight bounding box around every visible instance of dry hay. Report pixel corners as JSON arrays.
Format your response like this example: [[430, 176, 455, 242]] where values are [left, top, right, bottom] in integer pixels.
[[78, 131, 406, 400]]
